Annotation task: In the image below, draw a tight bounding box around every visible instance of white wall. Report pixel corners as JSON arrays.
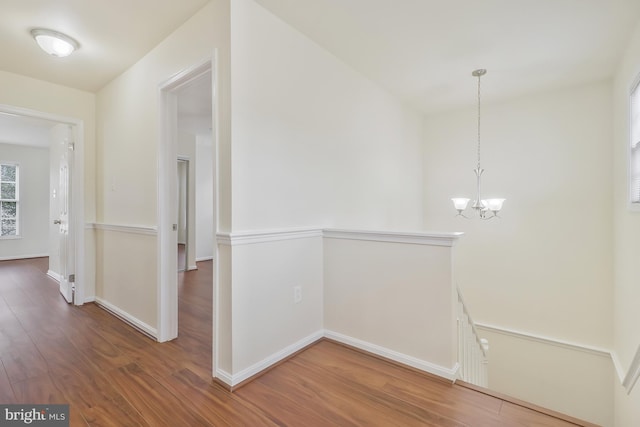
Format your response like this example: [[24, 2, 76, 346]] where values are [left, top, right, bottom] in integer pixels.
[[0, 143, 49, 260], [230, 0, 424, 232], [221, 0, 425, 382], [95, 0, 230, 328], [423, 81, 614, 425], [195, 134, 214, 261], [612, 20, 640, 427], [479, 328, 614, 426], [226, 233, 324, 381], [423, 81, 613, 345], [324, 231, 460, 376]]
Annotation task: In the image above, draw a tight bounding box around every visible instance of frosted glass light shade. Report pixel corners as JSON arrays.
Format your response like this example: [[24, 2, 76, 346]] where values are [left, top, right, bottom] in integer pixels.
[[485, 198, 506, 212], [31, 28, 79, 57], [452, 198, 470, 211]]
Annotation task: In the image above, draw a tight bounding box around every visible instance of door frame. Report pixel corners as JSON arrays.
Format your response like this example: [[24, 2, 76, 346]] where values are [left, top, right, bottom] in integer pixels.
[[176, 157, 190, 272], [0, 104, 85, 305], [157, 54, 218, 374]]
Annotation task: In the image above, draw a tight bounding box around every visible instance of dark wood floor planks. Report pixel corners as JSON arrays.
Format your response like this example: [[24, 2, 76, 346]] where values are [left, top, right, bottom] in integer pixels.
[[0, 257, 595, 426]]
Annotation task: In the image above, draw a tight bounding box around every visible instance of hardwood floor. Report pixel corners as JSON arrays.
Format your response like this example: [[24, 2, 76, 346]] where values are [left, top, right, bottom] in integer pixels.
[[0, 257, 596, 426]]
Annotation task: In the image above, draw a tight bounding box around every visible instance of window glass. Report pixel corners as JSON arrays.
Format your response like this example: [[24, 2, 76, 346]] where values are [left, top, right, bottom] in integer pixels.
[[0, 163, 18, 237]]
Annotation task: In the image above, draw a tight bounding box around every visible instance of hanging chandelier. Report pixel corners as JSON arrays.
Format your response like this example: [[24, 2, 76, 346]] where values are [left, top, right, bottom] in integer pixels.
[[451, 69, 505, 219]]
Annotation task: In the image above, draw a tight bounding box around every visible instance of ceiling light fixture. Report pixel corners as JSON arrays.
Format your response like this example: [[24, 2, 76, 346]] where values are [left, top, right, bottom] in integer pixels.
[[452, 69, 505, 219], [30, 28, 79, 58]]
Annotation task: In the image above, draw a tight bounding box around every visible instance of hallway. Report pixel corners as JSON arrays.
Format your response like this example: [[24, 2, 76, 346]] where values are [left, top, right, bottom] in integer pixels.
[[0, 257, 594, 426]]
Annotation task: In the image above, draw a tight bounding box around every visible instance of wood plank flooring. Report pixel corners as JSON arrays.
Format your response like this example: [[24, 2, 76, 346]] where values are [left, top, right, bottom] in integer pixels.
[[0, 257, 596, 426]]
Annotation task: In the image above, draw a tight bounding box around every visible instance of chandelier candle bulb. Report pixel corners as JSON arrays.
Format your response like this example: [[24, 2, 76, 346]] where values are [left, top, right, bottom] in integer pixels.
[[486, 198, 505, 212], [452, 198, 470, 211]]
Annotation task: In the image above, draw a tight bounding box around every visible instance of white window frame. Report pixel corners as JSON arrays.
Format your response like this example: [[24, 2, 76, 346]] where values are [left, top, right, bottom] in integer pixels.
[[629, 76, 640, 211], [0, 162, 20, 238]]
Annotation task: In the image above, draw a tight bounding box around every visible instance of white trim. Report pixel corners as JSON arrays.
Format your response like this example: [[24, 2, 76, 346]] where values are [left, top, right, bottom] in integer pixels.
[[216, 228, 462, 247], [92, 222, 157, 236], [0, 253, 48, 261], [215, 369, 233, 386], [217, 227, 323, 246], [628, 74, 640, 211], [475, 322, 611, 358], [196, 256, 214, 262], [47, 269, 62, 282], [216, 330, 324, 387], [324, 330, 460, 382], [323, 229, 464, 247], [95, 297, 158, 339], [0, 235, 22, 240], [621, 345, 640, 394], [611, 350, 627, 384], [84, 296, 96, 303], [158, 57, 216, 346]]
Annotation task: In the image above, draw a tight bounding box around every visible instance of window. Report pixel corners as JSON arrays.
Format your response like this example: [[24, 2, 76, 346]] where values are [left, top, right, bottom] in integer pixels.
[[0, 163, 19, 237], [630, 79, 640, 207]]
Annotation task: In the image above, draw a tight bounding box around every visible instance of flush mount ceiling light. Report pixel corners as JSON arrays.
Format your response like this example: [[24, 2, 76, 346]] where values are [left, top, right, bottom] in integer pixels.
[[451, 69, 505, 219], [30, 28, 79, 58]]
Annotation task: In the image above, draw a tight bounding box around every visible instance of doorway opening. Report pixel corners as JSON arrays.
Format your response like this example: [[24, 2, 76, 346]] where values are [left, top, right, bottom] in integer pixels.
[[0, 105, 85, 304], [158, 57, 217, 378]]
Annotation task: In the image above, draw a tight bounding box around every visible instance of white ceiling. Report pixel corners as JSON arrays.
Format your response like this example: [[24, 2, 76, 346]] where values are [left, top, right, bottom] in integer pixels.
[[0, 113, 56, 148], [254, 0, 640, 113], [0, 0, 210, 145], [0, 0, 210, 92], [1, 0, 639, 115]]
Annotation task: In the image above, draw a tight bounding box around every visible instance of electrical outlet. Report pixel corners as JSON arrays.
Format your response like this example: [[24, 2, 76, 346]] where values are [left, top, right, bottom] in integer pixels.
[[293, 286, 302, 304]]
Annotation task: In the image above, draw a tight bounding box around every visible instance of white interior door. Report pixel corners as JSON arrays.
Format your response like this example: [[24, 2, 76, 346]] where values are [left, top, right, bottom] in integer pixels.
[[52, 124, 74, 303]]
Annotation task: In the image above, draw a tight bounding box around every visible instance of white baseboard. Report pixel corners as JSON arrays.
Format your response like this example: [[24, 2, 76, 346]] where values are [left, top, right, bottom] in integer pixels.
[[216, 330, 324, 387], [324, 330, 459, 382], [187, 264, 198, 271], [47, 270, 62, 282], [0, 253, 49, 261], [84, 296, 96, 303], [214, 329, 462, 388], [95, 297, 158, 339], [196, 256, 214, 262]]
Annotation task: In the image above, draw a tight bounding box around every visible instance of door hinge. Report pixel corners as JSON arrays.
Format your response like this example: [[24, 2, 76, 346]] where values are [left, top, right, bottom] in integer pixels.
[[69, 274, 75, 283], [68, 142, 75, 151]]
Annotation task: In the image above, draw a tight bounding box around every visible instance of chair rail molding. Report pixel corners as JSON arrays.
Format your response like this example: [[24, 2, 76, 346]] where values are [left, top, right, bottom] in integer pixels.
[[216, 227, 322, 246], [324, 229, 464, 247], [90, 222, 158, 236], [613, 344, 640, 394], [217, 227, 463, 247]]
